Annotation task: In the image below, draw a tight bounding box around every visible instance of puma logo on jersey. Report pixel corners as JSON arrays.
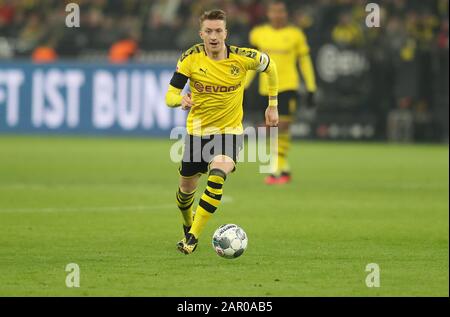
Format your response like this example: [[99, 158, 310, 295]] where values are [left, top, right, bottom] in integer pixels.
[[199, 68, 208, 76]]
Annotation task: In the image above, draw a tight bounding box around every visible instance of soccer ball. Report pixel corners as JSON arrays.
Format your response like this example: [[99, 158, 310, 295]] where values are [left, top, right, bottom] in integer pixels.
[[212, 224, 248, 259]]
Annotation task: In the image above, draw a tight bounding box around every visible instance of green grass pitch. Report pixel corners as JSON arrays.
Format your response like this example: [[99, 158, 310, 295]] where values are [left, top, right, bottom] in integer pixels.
[[0, 136, 448, 296]]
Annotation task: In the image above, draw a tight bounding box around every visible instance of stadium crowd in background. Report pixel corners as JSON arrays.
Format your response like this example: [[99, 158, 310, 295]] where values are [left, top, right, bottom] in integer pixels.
[[0, 0, 448, 141], [0, 0, 447, 58]]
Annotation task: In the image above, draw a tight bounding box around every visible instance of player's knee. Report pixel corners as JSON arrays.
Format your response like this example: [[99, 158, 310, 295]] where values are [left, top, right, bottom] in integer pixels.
[[179, 185, 195, 194], [210, 155, 234, 175]]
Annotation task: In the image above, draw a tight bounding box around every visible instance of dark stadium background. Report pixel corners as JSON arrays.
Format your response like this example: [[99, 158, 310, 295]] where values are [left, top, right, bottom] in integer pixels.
[[0, 0, 448, 142]]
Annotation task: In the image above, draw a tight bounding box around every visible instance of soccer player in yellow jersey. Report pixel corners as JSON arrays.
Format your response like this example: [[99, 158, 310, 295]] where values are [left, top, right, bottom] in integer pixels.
[[247, 0, 317, 185], [165, 10, 279, 255]]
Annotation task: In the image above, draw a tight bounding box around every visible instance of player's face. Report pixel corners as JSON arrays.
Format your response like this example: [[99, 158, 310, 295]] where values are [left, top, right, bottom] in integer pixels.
[[200, 20, 228, 54], [267, 3, 288, 28]]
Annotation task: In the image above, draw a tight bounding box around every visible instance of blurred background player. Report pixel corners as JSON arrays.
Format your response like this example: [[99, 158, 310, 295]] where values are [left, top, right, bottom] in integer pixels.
[[165, 9, 279, 255], [246, 0, 317, 185]]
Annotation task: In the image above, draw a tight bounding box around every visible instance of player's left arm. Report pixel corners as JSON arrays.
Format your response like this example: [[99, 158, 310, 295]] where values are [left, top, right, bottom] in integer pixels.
[[248, 50, 279, 126], [263, 59, 279, 127], [297, 30, 317, 107]]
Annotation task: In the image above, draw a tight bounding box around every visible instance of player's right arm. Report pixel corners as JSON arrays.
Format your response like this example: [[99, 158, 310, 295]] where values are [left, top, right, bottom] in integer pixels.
[[240, 47, 279, 126], [165, 50, 194, 109], [166, 83, 194, 110], [261, 58, 279, 127]]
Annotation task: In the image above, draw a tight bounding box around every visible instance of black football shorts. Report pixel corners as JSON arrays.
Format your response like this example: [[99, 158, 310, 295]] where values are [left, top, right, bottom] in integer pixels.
[[179, 134, 244, 177]]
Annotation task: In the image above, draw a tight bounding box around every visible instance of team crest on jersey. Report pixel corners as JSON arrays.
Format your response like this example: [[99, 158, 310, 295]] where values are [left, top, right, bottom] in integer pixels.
[[230, 65, 240, 76]]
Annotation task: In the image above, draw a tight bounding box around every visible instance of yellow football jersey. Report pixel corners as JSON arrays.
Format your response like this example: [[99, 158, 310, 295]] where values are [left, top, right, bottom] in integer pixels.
[[176, 44, 271, 136], [250, 24, 313, 95]]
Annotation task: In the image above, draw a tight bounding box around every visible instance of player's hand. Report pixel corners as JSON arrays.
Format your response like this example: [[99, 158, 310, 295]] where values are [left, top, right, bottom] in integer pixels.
[[181, 93, 194, 110], [265, 106, 279, 127], [306, 92, 316, 109]]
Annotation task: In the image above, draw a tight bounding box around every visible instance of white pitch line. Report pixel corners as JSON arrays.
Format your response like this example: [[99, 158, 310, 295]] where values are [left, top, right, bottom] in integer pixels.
[[0, 204, 174, 213], [221, 195, 234, 204], [0, 183, 175, 190], [0, 196, 233, 213]]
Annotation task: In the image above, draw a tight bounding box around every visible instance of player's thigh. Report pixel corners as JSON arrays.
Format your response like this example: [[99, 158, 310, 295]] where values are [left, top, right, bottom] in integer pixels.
[[178, 134, 208, 191], [208, 134, 243, 175]]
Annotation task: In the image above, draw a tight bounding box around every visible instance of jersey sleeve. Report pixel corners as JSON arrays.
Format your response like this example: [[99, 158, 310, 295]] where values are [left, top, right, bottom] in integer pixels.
[[241, 48, 270, 73], [175, 51, 192, 78], [237, 47, 277, 97], [176, 43, 203, 78], [169, 47, 195, 89]]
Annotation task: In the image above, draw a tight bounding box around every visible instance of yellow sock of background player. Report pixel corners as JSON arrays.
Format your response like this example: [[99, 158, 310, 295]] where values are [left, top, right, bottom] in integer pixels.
[[277, 131, 291, 174], [189, 169, 226, 239]]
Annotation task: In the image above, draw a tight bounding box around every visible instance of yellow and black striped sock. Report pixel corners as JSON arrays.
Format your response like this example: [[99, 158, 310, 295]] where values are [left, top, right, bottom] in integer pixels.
[[277, 131, 291, 174], [176, 188, 196, 227], [189, 169, 226, 239]]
